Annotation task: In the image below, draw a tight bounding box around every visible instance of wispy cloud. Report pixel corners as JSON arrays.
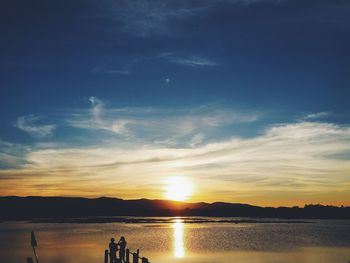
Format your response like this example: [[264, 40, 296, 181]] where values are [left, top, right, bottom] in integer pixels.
[[108, 0, 273, 37], [93, 53, 219, 75], [0, 141, 29, 169], [67, 97, 258, 145], [189, 132, 205, 147], [164, 54, 219, 68], [2, 98, 350, 205], [1, 120, 350, 205], [112, 0, 204, 37], [14, 115, 56, 138], [304, 112, 332, 120]]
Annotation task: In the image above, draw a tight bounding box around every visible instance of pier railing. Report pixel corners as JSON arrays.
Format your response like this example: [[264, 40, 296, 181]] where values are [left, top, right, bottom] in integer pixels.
[[104, 248, 150, 263]]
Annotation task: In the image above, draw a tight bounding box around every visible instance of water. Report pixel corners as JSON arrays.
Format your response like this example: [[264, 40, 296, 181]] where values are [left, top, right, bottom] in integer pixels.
[[1, 217, 350, 263]]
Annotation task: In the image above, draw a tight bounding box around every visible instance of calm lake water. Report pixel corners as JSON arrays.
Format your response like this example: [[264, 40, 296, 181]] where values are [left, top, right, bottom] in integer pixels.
[[1, 217, 350, 263]]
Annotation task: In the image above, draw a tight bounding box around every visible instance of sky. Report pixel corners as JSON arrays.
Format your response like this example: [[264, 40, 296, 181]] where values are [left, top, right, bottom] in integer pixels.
[[0, 0, 350, 206]]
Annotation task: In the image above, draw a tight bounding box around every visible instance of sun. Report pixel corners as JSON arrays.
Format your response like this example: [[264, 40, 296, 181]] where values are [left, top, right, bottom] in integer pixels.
[[164, 176, 193, 202]]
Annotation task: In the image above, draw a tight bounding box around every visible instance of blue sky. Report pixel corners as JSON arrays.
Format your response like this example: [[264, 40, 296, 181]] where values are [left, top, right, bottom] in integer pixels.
[[0, 0, 350, 205]]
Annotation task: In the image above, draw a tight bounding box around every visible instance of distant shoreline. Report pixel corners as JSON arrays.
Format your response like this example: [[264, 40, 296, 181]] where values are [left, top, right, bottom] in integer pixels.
[[1, 196, 350, 220], [14, 217, 316, 224]]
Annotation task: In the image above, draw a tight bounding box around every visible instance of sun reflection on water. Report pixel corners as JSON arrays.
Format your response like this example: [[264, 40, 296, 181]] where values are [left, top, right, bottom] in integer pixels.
[[173, 218, 185, 258]]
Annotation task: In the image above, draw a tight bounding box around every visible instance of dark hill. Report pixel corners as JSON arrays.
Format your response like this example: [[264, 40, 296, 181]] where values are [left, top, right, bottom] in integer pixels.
[[0, 196, 349, 220]]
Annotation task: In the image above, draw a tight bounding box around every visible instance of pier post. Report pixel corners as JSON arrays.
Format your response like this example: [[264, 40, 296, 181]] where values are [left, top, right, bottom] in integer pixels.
[[126, 249, 130, 263], [104, 250, 108, 263], [132, 252, 138, 263]]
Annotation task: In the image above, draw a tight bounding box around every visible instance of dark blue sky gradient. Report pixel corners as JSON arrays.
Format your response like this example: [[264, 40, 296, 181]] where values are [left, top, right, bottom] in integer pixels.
[[1, 0, 350, 142]]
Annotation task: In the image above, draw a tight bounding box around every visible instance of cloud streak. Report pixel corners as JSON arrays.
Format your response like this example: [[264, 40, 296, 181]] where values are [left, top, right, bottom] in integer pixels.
[[2, 98, 350, 205], [111, 0, 204, 37], [1, 118, 350, 205], [67, 97, 258, 146], [93, 53, 219, 75], [14, 115, 56, 138], [108, 0, 277, 37], [164, 55, 219, 68], [0, 141, 29, 169], [304, 112, 332, 120]]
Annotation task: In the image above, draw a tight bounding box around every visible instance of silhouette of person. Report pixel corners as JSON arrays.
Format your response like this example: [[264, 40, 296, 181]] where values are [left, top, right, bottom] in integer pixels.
[[118, 236, 127, 263], [109, 238, 118, 263]]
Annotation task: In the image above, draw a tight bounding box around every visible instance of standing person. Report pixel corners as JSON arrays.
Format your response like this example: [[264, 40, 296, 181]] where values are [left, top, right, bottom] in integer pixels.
[[109, 238, 118, 263], [117, 236, 127, 263]]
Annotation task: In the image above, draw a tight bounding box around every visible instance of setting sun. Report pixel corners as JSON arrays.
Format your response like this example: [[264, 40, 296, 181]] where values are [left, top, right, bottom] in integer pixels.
[[164, 177, 193, 201]]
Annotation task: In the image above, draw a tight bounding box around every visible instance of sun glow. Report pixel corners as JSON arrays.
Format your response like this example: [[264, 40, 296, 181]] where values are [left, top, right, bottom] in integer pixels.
[[164, 176, 193, 201]]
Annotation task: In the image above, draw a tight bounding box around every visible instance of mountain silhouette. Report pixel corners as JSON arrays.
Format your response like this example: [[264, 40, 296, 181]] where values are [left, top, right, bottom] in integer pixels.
[[0, 196, 349, 220]]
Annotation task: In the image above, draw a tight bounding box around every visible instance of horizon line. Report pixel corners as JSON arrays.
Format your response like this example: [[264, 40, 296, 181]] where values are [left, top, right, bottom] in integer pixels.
[[1, 195, 349, 209]]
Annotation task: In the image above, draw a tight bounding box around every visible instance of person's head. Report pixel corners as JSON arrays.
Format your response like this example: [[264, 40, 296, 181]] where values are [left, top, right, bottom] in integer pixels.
[[120, 236, 125, 241], [26, 257, 34, 263], [111, 238, 115, 242]]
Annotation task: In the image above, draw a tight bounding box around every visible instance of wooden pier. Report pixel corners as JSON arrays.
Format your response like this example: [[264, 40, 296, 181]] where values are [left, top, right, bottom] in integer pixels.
[[104, 247, 150, 263]]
